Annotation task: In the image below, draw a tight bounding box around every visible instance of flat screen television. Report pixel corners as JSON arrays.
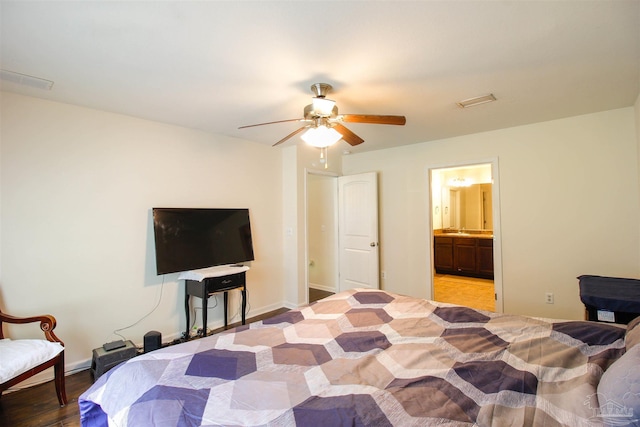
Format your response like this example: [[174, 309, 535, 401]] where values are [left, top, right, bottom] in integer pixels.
[[152, 208, 255, 275]]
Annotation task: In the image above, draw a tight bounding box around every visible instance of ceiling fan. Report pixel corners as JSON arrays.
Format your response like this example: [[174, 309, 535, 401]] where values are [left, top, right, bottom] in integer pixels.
[[238, 83, 406, 148]]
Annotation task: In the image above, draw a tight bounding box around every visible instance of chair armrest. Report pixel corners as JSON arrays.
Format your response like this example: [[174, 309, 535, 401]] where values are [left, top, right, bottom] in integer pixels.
[[0, 312, 63, 346]]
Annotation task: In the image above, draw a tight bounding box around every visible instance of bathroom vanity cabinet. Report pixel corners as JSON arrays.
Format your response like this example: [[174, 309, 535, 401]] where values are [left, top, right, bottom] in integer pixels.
[[434, 235, 494, 279]]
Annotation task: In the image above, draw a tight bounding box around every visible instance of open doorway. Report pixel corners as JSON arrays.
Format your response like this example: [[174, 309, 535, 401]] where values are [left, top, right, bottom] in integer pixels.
[[429, 161, 503, 312], [305, 171, 381, 303], [306, 171, 339, 303]]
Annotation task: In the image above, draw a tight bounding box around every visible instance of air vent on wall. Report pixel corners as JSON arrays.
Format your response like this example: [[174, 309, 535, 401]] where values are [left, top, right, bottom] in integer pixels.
[[0, 69, 54, 90]]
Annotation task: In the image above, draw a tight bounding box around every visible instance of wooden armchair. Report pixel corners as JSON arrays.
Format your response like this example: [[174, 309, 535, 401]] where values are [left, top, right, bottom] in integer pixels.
[[0, 310, 67, 406]]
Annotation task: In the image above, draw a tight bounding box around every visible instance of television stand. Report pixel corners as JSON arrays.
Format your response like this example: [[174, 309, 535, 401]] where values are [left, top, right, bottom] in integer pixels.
[[179, 266, 249, 338]]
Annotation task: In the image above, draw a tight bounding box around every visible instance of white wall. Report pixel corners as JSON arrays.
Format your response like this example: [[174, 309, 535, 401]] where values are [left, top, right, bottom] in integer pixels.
[[0, 92, 284, 372], [343, 107, 640, 320]]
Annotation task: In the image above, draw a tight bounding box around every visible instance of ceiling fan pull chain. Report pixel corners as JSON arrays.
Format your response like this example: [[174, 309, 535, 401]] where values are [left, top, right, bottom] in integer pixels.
[[320, 147, 328, 169]]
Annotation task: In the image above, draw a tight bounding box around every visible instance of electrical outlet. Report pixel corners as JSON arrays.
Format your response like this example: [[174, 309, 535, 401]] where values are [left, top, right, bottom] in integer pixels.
[[545, 292, 554, 304], [381, 271, 386, 279]]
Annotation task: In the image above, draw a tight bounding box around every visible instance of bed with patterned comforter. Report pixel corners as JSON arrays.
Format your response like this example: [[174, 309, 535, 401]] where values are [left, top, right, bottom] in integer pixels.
[[79, 289, 638, 426]]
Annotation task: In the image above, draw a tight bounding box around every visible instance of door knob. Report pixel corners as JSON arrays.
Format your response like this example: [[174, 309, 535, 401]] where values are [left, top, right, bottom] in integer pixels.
[[370, 242, 378, 247]]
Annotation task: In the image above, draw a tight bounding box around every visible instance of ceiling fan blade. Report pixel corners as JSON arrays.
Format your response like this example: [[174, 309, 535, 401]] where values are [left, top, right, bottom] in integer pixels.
[[334, 124, 364, 146], [340, 114, 406, 126], [238, 118, 304, 129], [273, 126, 308, 147]]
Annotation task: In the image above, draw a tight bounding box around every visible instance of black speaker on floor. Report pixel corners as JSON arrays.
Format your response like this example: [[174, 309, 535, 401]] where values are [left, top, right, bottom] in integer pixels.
[[144, 330, 162, 353]]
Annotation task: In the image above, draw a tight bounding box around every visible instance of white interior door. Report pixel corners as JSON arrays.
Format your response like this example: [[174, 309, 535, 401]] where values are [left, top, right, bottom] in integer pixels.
[[338, 172, 379, 291]]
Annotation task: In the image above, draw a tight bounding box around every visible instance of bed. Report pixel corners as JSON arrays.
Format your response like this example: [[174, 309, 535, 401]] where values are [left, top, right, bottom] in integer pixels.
[[79, 289, 640, 426]]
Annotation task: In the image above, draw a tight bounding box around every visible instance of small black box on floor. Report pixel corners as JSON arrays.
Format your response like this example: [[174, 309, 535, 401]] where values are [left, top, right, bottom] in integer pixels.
[[144, 330, 162, 353], [91, 340, 137, 381]]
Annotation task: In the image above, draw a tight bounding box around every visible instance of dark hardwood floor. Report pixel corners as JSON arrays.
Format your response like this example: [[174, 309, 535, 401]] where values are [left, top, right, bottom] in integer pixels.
[[0, 307, 289, 427], [0, 369, 89, 427], [309, 287, 333, 303]]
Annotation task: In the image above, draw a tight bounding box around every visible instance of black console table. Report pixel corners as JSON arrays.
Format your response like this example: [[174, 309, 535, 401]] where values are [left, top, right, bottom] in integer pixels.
[[180, 266, 248, 338]]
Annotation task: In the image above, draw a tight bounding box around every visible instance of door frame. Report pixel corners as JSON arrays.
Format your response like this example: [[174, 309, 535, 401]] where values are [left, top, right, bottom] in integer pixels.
[[426, 158, 504, 312], [304, 168, 339, 304]]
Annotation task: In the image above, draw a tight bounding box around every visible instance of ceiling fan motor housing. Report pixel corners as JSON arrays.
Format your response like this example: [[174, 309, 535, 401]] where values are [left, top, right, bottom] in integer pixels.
[[310, 83, 332, 98]]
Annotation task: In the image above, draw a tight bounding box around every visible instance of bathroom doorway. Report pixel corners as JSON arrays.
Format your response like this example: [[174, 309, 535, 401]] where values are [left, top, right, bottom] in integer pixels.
[[429, 160, 503, 312]]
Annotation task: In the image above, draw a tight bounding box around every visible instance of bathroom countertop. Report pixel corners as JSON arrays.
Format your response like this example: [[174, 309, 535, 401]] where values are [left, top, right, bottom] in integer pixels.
[[434, 230, 494, 239]]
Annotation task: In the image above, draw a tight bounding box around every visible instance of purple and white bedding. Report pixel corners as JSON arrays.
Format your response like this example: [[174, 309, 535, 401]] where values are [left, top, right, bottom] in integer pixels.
[[79, 289, 636, 426]]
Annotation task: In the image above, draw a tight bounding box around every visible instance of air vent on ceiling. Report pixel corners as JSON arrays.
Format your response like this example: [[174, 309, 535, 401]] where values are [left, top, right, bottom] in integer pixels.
[[457, 94, 496, 108], [0, 69, 54, 90]]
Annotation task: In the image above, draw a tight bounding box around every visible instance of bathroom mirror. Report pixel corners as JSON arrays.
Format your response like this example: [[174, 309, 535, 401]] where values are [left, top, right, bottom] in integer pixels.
[[443, 183, 493, 230]]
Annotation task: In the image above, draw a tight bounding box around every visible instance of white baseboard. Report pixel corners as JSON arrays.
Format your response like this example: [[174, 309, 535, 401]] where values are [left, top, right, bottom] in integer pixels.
[[4, 357, 92, 394], [283, 300, 301, 310], [309, 283, 337, 293]]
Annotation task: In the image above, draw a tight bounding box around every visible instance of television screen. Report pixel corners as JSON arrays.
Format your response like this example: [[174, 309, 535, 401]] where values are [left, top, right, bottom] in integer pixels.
[[152, 208, 255, 275]]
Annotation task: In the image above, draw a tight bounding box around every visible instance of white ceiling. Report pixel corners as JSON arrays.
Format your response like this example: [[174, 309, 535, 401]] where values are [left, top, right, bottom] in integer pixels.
[[1, 1, 639, 153]]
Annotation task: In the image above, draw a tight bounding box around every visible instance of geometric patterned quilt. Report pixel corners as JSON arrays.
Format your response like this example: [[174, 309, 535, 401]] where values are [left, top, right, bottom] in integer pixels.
[[79, 289, 627, 426]]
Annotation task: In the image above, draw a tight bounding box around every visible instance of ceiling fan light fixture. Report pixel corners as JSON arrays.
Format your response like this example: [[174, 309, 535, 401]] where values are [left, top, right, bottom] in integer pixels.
[[311, 97, 336, 116], [301, 126, 343, 148], [449, 177, 473, 187], [456, 94, 496, 108]]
